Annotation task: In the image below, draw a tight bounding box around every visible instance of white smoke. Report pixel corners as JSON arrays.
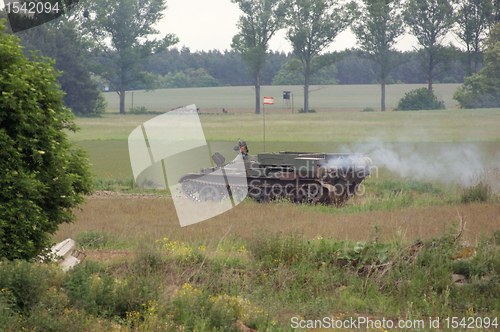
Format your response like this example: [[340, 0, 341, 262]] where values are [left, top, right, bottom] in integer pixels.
[[339, 142, 500, 186]]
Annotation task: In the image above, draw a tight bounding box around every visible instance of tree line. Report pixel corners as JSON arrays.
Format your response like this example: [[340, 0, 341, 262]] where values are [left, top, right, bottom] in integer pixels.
[[1, 0, 499, 114], [140, 46, 467, 88]]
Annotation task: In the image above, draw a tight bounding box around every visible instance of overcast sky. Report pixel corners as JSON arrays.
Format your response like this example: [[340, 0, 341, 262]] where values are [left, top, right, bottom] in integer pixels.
[[157, 0, 458, 53], [1, 0, 460, 52]]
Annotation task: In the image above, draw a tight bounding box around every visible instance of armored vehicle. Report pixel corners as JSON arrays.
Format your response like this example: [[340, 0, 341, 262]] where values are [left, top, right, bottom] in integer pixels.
[[179, 139, 372, 206]]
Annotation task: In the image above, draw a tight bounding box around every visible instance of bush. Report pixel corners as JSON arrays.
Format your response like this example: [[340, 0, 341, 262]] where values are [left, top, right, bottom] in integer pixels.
[[395, 88, 445, 111], [361, 107, 374, 112], [298, 108, 316, 113], [0, 20, 93, 260], [129, 106, 148, 114], [453, 23, 500, 109], [460, 181, 491, 203], [442, 76, 457, 83]]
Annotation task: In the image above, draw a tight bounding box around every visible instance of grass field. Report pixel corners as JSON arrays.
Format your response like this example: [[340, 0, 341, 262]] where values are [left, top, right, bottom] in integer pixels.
[[102, 84, 462, 111], [4, 85, 499, 331]]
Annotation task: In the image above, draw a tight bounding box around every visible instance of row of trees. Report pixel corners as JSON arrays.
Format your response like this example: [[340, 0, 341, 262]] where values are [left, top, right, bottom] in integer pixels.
[[2, 0, 499, 115], [142, 46, 467, 87], [232, 0, 499, 113]]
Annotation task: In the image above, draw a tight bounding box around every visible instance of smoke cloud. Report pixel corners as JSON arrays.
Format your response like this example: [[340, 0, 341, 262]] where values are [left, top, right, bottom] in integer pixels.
[[340, 142, 500, 187]]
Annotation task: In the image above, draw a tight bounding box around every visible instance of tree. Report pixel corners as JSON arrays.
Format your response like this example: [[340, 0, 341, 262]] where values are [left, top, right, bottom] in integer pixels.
[[285, 0, 353, 113], [453, 23, 500, 108], [231, 0, 286, 114], [15, 23, 107, 116], [0, 20, 93, 260], [352, 0, 407, 111], [454, 0, 493, 76], [403, 0, 455, 98], [79, 0, 178, 114], [271, 59, 339, 85]]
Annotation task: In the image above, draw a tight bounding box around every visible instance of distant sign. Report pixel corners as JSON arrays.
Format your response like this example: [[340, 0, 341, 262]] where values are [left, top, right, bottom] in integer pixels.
[[263, 97, 274, 105]]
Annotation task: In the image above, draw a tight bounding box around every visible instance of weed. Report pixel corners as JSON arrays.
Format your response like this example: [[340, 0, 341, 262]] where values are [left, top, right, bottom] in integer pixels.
[[75, 229, 109, 249], [129, 106, 148, 114], [460, 181, 491, 203]]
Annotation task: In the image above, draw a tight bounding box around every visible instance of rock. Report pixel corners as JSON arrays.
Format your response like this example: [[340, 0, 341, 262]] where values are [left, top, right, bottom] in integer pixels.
[[50, 238, 81, 272], [451, 273, 466, 286]]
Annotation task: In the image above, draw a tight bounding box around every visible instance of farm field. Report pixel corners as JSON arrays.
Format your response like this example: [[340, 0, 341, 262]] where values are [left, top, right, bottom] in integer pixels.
[[102, 83, 462, 111], [31, 86, 500, 331]]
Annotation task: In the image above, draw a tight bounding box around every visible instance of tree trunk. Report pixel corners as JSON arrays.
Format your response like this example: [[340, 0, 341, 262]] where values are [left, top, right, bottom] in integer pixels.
[[304, 63, 310, 113], [381, 75, 386, 112], [255, 70, 261, 115], [428, 53, 433, 99], [119, 83, 126, 114], [467, 44, 472, 77]]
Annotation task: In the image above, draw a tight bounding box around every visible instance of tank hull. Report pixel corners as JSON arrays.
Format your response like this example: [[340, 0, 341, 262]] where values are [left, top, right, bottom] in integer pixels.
[[178, 140, 372, 206]]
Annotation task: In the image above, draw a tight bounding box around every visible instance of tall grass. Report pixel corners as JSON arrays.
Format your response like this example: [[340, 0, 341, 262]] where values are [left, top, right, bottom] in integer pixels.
[[3, 228, 500, 331]]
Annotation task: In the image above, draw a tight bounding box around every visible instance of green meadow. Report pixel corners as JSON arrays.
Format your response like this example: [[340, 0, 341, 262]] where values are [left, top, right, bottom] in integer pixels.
[[68, 84, 500, 180], [103, 83, 462, 111]]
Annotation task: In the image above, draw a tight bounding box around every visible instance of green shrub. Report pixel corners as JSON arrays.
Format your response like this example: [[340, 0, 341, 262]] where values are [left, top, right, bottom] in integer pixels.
[[0, 260, 59, 312], [395, 88, 445, 111], [298, 108, 316, 113], [442, 76, 457, 83], [460, 181, 491, 203], [75, 230, 109, 249], [129, 106, 148, 114], [0, 20, 93, 260], [361, 107, 374, 112]]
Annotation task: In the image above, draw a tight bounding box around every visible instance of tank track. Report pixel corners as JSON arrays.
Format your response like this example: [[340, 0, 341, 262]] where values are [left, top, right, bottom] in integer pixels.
[[179, 178, 358, 207]]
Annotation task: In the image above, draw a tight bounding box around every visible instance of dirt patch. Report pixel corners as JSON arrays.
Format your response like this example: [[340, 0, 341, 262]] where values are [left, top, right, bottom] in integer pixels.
[[86, 190, 171, 199]]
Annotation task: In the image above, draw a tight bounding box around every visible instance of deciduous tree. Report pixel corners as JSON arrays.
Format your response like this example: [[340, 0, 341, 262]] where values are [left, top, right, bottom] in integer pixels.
[[352, 0, 407, 111], [453, 23, 500, 108], [285, 0, 353, 113], [454, 0, 493, 76], [79, 0, 178, 114], [231, 0, 286, 114], [403, 0, 455, 98]]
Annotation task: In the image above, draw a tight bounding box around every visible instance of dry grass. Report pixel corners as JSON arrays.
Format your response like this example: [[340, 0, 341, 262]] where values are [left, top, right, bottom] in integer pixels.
[[55, 198, 500, 247]]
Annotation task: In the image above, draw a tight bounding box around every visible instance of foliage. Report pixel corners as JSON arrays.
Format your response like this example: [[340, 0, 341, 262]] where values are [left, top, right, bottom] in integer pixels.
[[15, 24, 107, 116], [249, 231, 310, 267], [403, 0, 456, 97], [453, 0, 494, 76], [361, 107, 375, 112], [395, 87, 446, 110], [75, 230, 109, 249], [453, 23, 500, 108], [460, 181, 491, 203], [0, 20, 93, 260], [231, 0, 286, 114], [0, 259, 61, 312], [298, 108, 316, 113], [157, 68, 220, 89], [129, 106, 148, 114], [271, 59, 338, 85], [351, 0, 407, 111], [2, 229, 500, 329], [79, 0, 178, 114], [285, 0, 354, 113]]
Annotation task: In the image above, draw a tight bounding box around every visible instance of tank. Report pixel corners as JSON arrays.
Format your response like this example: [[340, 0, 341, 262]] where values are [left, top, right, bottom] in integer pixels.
[[178, 139, 372, 206]]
